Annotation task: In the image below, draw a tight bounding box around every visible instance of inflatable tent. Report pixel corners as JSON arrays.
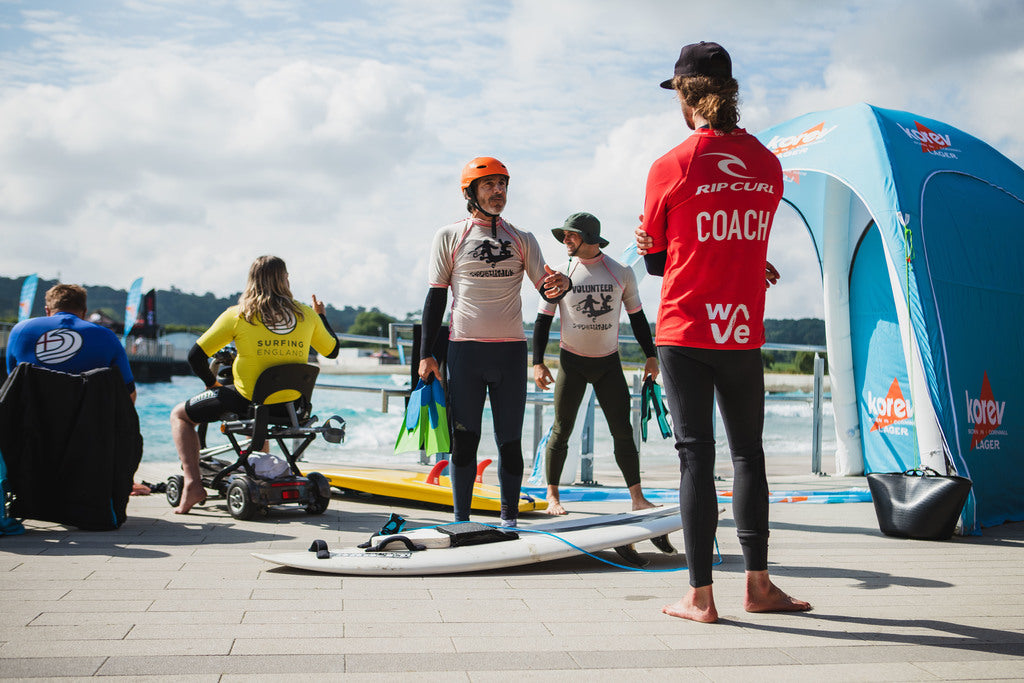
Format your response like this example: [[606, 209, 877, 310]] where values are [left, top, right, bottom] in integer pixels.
[[756, 103, 1023, 533]]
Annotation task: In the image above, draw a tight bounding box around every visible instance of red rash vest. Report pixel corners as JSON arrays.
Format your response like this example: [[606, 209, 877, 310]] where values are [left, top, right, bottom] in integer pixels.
[[642, 127, 783, 349]]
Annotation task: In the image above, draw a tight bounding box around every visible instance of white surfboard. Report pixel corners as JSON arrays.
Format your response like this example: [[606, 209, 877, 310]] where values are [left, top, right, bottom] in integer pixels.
[[253, 504, 683, 575]]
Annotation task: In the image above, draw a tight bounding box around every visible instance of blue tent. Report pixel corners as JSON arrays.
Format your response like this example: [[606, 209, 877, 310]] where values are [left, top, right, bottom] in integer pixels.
[[756, 103, 1024, 533]]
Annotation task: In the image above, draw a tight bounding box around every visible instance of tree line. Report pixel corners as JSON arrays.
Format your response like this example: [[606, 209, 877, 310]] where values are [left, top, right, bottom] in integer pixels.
[[1, 276, 826, 367]]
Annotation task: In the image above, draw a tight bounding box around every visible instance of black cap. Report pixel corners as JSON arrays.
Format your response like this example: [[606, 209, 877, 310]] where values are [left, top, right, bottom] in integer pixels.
[[552, 212, 609, 248], [660, 41, 732, 89]]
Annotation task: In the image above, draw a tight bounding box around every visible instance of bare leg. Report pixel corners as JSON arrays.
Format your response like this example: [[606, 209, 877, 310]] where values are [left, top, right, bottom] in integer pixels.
[[744, 570, 811, 613], [546, 485, 568, 515], [662, 585, 718, 623], [170, 402, 207, 514], [628, 483, 657, 511]]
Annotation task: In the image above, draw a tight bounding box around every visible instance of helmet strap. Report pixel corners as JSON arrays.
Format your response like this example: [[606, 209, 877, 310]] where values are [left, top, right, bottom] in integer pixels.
[[467, 183, 500, 237]]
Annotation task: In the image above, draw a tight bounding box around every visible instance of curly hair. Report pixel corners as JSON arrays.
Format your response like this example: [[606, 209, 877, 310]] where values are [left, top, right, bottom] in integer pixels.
[[673, 75, 740, 132], [237, 255, 304, 328]]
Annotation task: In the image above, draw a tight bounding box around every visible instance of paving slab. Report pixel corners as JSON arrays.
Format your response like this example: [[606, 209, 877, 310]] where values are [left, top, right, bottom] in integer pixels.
[[0, 458, 1021, 679]]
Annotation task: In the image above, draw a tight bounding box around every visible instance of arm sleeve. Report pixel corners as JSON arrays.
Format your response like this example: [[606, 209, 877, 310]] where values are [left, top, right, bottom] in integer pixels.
[[317, 313, 340, 359], [532, 313, 554, 365], [627, 310, 657, 358], [420, 286, 448, 359], [188, 343, 216, 387], [644, 251, 667, 277]]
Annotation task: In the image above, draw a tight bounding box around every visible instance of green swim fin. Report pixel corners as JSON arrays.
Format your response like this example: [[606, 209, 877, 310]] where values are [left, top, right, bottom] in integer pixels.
[[641, 377, 672, 441], [423, 380, 450, 455], [394, 380, 450, 456], [395, 380, 430, 454]]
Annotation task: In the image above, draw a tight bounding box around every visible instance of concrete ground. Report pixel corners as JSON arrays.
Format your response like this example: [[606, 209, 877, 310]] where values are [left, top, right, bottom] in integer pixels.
[[1, 458, 1022, 681]]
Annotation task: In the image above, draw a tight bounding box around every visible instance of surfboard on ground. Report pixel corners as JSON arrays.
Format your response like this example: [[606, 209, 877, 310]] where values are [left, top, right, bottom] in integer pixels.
[[253, 504, 682, 576], [301, 459, 547, 514]]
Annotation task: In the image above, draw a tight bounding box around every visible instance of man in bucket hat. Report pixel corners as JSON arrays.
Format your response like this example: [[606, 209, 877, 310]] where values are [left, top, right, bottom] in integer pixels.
[[532, 212, 659, 515]]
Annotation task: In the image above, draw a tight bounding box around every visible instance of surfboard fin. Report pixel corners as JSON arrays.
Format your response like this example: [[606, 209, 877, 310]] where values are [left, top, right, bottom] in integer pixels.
[[613, 543, 649, 567], [650, 534, 677, 555]]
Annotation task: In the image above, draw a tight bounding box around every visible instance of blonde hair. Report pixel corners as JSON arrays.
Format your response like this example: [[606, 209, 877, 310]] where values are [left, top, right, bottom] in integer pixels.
[[673, 75, 740, 133], [237, 255, 304, 327], [45, 284, 88, 316]]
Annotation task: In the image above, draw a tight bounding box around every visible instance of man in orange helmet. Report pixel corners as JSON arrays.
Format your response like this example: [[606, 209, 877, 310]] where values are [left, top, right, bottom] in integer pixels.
[[418, 157, 570, 526]]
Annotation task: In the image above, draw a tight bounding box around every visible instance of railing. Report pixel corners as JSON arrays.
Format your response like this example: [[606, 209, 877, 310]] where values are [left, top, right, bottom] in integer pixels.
[[316, 323, 830, 477]]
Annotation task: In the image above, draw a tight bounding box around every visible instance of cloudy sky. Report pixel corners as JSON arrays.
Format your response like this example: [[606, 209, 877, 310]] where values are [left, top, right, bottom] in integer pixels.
[[2, 0, 1023, 322]]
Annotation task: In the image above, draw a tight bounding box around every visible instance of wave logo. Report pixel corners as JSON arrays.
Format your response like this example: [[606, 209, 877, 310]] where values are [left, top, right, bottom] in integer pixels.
[[966, 371, 1005, 450], [706, 302, 750, 345], [700, 152, 753, 179], [868, 377, 914, 432], [34, 329, 83, 365], [265, 309, 297, 335], [765, 122, 837, 156], [898, 121, 954, 154]]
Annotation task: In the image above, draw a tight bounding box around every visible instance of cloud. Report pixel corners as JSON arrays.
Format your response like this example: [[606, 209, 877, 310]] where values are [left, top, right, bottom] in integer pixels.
[[1, 0, 1022, 327]]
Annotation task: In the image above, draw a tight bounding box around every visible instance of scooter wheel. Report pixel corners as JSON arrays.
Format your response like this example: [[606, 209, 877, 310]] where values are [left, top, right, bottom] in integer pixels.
[[226, 479, 255, 520], [305, 472, 330, 515], [165, 475, 185, 508]]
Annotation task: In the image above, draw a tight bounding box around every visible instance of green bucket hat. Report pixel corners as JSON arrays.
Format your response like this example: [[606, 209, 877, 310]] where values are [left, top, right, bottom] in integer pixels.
[[551, 212, 609, 248]]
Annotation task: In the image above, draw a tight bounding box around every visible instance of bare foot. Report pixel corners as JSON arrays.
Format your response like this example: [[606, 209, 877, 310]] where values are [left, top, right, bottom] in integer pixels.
[[546, 499, 568, 515], [662, 586, 718, 623], [628, 485, 659, 511], [631, 496, 658, 511], [744, 571, 812, 613], [173, 484, 207, 514]]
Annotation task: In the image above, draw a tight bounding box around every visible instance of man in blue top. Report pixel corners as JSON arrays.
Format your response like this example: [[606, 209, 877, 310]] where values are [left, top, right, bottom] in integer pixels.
[[6, 284, 136, 402]]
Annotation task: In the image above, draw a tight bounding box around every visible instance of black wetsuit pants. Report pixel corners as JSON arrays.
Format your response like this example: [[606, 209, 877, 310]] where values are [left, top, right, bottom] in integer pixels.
[[446, 340, 527, 522], [546, 350, 641, 487], [658, 345, 770, 588]]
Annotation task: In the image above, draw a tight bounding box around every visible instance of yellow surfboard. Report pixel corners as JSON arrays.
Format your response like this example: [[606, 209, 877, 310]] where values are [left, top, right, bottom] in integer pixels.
[[301, 459, 547, 514]]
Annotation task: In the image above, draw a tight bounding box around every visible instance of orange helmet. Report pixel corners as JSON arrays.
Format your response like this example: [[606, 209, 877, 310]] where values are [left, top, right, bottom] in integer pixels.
[[460, 157, 509, 191]]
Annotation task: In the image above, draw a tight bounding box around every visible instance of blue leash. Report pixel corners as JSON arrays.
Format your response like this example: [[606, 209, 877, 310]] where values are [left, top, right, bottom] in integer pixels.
[[425, 520, 722, 573]]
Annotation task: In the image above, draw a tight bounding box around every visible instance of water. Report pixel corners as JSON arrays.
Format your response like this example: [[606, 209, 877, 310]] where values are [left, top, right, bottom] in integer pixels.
[[135, 373, 835, 474]]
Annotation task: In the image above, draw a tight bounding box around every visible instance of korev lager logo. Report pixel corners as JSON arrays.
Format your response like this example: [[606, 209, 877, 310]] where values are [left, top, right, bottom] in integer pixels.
[[868, 377, 914, 436], [967, 371, 1006, 451]]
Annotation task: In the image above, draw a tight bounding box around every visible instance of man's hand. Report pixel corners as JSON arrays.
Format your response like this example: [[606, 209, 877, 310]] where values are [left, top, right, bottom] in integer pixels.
[[541, 265, 570, 298], [533, 363, 554, 390], [635, 225, 653, 255], [540, 264, 573, 299], [643, 357, 659, 382], [419, 357, 442, 382], [765, 261, 781, 289]]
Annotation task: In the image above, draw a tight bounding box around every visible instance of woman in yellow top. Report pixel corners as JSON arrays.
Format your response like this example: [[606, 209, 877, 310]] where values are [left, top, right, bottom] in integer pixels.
[[169, 255, 339, 514]]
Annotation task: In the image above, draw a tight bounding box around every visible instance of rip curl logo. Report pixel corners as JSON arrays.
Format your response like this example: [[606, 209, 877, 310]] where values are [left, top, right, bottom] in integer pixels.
[[706, 303, 750, 345], [264, 309, 297, 335], [765, 122, 837, 157], [966, 371, 1006, 451], [701, 152, 753, 179], [573, 293, 614, 320], [898, 121, 959, 159], [868, 377, 914, 435], [469, 238, 513, 267], [34, 329, 83, 365]]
